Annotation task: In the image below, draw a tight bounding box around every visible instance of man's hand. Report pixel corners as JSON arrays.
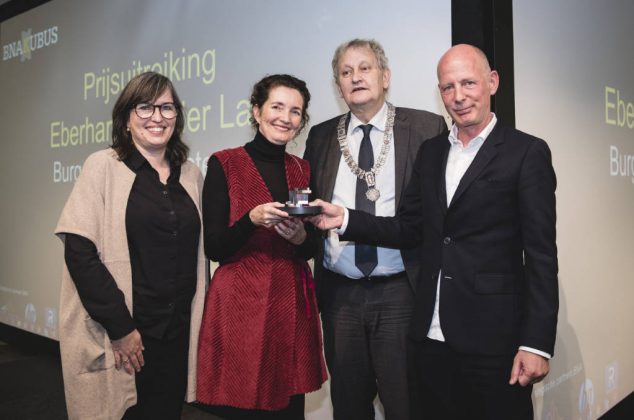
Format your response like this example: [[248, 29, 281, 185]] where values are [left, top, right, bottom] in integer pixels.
[[509, 350, 549, 386], [112, 329, 144, 375], [307, 199, 345, 230]]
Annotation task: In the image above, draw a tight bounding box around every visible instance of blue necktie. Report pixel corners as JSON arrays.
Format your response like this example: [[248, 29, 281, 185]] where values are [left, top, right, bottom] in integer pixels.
[[355, 124, 378, 277]]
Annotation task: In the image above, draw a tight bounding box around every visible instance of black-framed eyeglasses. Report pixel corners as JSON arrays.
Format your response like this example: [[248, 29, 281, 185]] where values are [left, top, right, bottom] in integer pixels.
[[133, 102, 178, 119]]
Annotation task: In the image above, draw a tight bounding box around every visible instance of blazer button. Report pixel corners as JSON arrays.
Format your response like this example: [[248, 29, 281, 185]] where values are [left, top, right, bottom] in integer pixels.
[[443, 237, 451, 245]]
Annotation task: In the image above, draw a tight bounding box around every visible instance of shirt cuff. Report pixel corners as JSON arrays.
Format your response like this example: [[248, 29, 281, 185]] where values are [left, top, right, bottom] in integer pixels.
[[519, 346, 552, 359], [333, 207, 349, 235], [106, 316, 136, 341]]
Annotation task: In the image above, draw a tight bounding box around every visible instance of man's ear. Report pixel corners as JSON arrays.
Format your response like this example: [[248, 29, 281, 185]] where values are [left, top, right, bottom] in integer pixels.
[[489, 70, 500, 95], [382, 68, 392, 90]]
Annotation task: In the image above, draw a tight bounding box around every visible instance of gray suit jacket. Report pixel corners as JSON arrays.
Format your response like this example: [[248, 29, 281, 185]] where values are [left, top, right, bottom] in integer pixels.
[[303, 107, 447, 293]]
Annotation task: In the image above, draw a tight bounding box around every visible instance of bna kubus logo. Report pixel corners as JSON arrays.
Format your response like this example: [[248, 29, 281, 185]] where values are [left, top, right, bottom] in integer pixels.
[[2, 26, 59, 62]]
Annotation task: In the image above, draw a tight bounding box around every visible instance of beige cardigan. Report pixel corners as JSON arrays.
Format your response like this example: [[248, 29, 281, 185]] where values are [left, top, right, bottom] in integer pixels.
[[55, 149, 207, 420]]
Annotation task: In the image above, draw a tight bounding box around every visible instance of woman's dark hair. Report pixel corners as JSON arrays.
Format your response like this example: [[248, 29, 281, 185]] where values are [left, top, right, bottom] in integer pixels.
[[111, 71, 188, 164], [249, 74, 311, 134]]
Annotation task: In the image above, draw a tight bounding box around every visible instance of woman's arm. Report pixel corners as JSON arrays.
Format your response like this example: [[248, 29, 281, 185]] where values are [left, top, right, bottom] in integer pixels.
[[202, 156, 257, 262], [64, 233, 134, 340]]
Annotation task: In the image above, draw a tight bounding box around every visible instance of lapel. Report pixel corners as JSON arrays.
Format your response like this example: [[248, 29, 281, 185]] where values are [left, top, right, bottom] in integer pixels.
[[393, 109, 411, 210], [321, 113, 348, 201], [448, 123, 504, 208], [437, 141, 450, 213]]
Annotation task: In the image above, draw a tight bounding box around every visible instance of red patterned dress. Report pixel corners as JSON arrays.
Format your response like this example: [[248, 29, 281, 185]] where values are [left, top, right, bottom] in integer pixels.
[[197, 146, 327, 410]]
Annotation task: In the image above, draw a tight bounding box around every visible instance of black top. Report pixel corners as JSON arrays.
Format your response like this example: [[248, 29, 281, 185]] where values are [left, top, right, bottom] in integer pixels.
[[203, 130, 317, 263], [64, 147, 200, 340]]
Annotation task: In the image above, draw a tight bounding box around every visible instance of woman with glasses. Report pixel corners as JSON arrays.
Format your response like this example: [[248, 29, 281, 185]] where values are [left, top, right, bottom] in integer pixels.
[[196, 74, 327, 419], [55, 71, 206, 419]]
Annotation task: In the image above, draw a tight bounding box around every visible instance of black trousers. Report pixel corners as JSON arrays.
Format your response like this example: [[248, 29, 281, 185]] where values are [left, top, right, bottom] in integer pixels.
[[409, 338, 534, 420], [123, 328, 190, 420], [320, 270, 414, 420]]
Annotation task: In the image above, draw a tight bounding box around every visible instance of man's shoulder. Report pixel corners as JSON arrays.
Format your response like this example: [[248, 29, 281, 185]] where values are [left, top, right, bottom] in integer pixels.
[[494, 124, 549, 148], [395, 107, 444, 121], [310, 113, 346, 133], [304, 114, 346, 154], [394, 107, 447, 140]]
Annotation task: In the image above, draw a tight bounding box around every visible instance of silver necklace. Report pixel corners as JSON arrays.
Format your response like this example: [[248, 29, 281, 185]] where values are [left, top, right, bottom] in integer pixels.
[[337, 102, 395, 202]]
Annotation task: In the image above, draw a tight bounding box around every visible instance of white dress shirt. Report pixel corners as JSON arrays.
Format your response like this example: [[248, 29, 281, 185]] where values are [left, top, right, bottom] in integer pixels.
[[324, 102, 405, 278], [426, 115, 496, 341]]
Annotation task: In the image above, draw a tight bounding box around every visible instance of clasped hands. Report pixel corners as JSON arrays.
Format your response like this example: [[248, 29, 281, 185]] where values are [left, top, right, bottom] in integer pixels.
[[112, 329, 144, 375], [249, 202, 307, 245]]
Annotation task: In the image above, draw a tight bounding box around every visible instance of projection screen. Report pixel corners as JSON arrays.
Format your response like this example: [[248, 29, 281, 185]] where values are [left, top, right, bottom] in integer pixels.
[[1, 0, 450, 417], [513, 0, 634, 418]]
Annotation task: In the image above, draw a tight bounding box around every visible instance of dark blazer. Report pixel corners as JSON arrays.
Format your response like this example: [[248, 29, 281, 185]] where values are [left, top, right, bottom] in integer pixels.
[[342, 122, 559, 356], [303, 107, 447, 292]]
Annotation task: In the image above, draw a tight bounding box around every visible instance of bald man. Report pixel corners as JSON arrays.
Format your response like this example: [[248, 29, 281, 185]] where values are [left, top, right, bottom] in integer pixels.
[[310, 44, 558, 419]]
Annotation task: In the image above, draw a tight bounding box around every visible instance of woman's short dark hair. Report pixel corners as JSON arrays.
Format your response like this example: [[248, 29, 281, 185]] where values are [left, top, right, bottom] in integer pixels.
[[249, 74, 311, 134], [111, 71, 188, 164]]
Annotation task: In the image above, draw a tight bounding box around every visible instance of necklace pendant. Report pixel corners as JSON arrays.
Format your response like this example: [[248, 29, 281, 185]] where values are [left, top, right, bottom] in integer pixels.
[[366, 187, 380, 202]]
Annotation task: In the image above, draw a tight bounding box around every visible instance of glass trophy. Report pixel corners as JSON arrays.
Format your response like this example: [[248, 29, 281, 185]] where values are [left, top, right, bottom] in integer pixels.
[[281, 188, 322, 216]]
